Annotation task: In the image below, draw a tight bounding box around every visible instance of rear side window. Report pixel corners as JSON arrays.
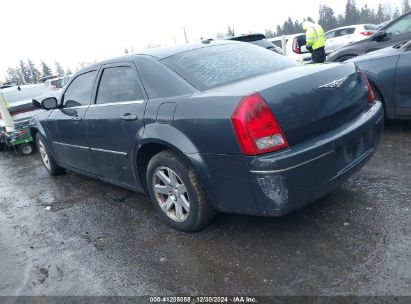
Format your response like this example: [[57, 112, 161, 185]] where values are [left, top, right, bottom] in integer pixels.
[[162, 43, 299, 90], [63, 71, 96, 108], [337, 28, 355, 36], [96, 66, 144, 104]]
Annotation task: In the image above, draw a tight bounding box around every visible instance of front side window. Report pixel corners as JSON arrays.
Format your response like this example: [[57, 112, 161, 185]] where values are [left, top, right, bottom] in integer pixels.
[[325, 31, 336, 39], [386, 14, 411, 36], [337, 28, 355, 36], [96, 66, 144, 104], [63, 71, 97, 108]]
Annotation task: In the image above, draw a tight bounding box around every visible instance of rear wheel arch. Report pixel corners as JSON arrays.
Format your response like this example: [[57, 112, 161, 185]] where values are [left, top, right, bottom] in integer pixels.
[[135, 140, 211, 199], [366, 76, 389, 118]]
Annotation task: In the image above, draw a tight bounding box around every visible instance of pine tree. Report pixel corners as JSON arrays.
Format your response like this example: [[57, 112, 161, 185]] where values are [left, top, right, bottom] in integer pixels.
[[393, 7, 401, 19], [359, 4, 373, 24], [319, 5, 338, 31], [265, 29, 275, 38], [40, 61, 53, 77], [66, 67, 73, 75], [27, 59, 41, 83], [6, 67, 24, 85], [19, 60, 32, 84], [344, 0, 360, 26], [227, 26, 235, 37], [402, 0, 411, 13], [55, 61, 65, 77], [376, 4, 386, 23]]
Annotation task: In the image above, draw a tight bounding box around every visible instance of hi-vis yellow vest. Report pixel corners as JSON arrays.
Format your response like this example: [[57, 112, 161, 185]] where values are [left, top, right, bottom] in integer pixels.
[[306, 24, 326, 50]]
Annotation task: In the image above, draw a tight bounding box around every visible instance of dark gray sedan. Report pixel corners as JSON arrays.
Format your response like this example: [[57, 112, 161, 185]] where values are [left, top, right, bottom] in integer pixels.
[[29, 41, 383, 232], [348, 40, 411, 119], [328, 11, 411, 62]]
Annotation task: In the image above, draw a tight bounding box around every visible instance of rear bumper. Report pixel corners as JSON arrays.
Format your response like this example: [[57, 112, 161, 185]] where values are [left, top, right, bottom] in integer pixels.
[[195, 101, 384, 216]]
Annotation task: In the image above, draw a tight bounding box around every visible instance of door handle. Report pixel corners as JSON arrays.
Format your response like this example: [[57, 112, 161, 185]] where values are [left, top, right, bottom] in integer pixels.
[[72, 115, 82, 122], [121, 113, 138, 121]]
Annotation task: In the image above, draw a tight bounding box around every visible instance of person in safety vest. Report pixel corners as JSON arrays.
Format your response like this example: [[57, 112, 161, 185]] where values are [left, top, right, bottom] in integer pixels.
[[303, 21, 326, 63]]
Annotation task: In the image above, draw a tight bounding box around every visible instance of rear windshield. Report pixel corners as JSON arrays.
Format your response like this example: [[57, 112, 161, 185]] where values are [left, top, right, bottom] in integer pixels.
[[162, 43, 299, 90], [364, 24, 378, 30]]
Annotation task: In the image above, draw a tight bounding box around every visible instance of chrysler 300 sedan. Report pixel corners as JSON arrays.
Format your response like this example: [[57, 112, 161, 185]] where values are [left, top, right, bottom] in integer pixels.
[[30, 41, 384, 232]]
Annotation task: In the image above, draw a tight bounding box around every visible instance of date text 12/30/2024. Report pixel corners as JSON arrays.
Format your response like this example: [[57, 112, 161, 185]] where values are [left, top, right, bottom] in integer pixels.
[[149, 296, 257, 303]]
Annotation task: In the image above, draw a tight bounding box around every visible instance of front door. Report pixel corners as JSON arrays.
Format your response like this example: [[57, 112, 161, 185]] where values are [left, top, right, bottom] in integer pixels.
[[83, 63, 147, 186], [368, 13, 411, 53], [43, 70, 101, 175], [395, 47, 411, 116]]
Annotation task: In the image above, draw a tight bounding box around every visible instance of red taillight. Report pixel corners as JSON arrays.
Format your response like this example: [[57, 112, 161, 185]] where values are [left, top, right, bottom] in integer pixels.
[[360, 71, 375, 104], [360, 31, 374, 36], [292, 38, 301, 54], [231, 93, 289, 155]]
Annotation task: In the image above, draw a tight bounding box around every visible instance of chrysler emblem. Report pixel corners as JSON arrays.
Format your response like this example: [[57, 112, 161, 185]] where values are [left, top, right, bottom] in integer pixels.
[[319, 77, 348, 89]]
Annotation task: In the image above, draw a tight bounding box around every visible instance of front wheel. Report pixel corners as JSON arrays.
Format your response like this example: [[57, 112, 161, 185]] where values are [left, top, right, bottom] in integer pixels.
[[146, 150, 215, 232], [36, 133, 66, 176]]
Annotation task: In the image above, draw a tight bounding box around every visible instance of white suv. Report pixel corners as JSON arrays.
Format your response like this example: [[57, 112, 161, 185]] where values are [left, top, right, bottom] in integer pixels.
[[324, 24, 378, 54]]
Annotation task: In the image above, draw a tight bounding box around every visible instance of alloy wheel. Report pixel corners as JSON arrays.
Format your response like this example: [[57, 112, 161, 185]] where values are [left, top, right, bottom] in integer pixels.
[[38, 140, 50, 170], [152, 166, 190, 222]]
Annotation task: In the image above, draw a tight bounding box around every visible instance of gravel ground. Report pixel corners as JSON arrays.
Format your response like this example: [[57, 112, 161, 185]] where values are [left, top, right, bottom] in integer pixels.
[[0, 121, 410, 296]]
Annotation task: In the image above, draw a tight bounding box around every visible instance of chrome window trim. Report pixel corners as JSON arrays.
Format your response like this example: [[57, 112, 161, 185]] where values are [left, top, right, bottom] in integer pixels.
[[63, 105, 90, 110], [89, 99, 145, 107]]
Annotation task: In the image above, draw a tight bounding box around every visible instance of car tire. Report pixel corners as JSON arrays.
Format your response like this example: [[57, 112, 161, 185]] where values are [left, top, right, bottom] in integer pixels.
[[18, 143, 34, 156], [336, 55, 356, 62], [36, 133, 66, 176], [146, 150, 215, 232]]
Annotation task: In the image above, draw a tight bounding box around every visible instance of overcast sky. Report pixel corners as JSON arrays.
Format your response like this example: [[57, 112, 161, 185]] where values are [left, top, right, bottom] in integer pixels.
[[0, 0, 403, 81]]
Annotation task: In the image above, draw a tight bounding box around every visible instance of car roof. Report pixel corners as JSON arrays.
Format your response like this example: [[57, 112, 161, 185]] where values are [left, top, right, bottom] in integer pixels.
[[225, 33, 266, 42], [325, 24, 374, 33], [85, 40, 237, 71], [271, 33, 304, 40]]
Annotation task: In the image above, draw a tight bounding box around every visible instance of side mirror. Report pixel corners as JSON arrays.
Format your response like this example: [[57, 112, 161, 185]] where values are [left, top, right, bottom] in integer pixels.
[[41, 97, 58, 110], [372, 30, 386, 41]]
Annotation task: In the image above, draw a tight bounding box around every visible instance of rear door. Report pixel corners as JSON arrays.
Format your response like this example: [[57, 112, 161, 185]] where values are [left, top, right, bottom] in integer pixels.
[[43, 70, 100, 174], [83, 62, 147, 186], [332, 27, 356, 51]]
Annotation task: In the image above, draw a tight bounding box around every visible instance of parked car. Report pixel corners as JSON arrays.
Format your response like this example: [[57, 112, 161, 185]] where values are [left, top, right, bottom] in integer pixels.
[[0, 81, 17, 89], [30, 41, 383, 232], [0, 84, 48, 125], [324, 24, 378, 54], [225, 33, 283, 54], [44, 75, 73, 90], [269, 33, 312, 63], [348, 40, 411, 119], [327, 11, 411, 62], [0, 84, 49, 151]]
